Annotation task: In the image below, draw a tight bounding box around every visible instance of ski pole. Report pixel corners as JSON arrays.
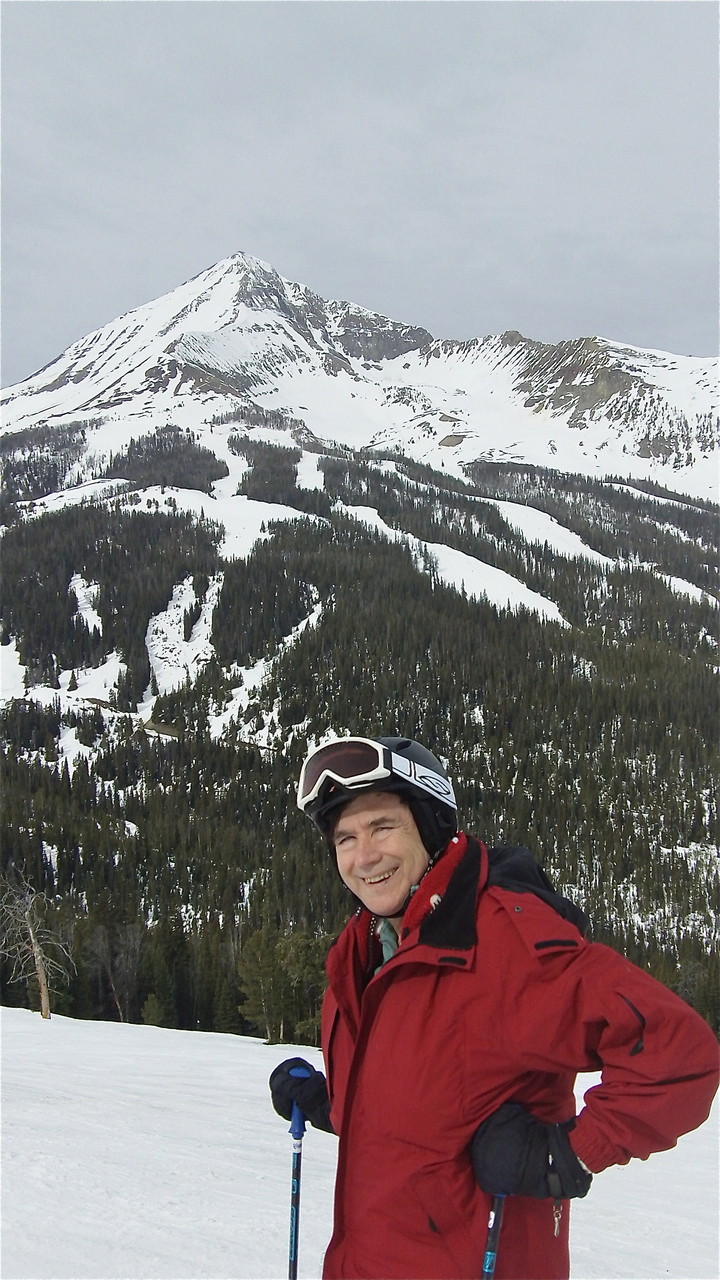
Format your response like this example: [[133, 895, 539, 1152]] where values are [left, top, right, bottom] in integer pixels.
[[481, 1194, 506, 1279], [288, 1066, 310, 1280]]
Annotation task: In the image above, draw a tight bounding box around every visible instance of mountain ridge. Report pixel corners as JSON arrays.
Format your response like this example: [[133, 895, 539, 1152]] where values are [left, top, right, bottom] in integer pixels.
[[2, 251, 717, 501]]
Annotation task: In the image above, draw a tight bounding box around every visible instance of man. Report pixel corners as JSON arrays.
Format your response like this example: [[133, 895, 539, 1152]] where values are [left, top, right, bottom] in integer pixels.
[[270, 735, 719, 1280]]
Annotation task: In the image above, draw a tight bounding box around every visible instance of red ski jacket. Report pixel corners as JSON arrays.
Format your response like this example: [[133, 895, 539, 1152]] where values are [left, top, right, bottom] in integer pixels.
[[320, 833, 719, 1280]]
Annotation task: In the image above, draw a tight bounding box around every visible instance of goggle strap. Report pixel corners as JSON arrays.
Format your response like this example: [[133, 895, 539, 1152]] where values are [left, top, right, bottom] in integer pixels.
[[388, 750, 457, 808]]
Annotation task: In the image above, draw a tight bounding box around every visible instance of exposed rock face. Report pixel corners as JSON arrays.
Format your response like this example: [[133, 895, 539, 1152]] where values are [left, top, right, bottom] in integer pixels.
[[325, 301, 432, 362]]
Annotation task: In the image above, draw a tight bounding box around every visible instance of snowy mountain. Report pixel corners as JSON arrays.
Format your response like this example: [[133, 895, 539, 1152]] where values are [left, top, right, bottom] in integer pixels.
[[2, 251, 718, 499]]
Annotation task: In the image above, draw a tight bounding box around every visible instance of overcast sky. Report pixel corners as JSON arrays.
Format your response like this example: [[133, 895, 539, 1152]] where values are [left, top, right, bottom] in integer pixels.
[[2, 1, 718, 387]]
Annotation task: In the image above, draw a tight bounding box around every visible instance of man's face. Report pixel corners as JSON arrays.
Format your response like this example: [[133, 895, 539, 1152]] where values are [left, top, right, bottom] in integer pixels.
[[333, 791, 429, 922]]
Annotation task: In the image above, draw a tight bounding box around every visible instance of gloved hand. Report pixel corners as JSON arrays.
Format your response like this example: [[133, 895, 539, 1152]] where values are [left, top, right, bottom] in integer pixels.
[[269, 1057, 334, 1133], [471, 1103, 592, 1199]]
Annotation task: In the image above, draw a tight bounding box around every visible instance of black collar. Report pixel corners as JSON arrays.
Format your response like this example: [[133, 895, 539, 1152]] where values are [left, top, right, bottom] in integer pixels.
[[415, 835, 590, 951], [417, 837, 483, 951]]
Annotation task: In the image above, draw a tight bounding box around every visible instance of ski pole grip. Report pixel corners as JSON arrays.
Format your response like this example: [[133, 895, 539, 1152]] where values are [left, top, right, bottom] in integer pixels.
[[289, 1066, 310, 1138]]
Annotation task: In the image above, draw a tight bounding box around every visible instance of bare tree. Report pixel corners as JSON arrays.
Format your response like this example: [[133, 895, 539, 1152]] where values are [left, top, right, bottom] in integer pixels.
[[0, 873, 74, 1019]]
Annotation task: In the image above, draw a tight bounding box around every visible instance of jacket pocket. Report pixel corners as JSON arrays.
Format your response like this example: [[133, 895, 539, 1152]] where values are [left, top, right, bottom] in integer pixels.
[[409, 1165, 484, 1280]]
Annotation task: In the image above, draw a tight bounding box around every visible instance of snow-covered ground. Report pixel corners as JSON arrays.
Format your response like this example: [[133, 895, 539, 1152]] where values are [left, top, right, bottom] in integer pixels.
[[1, 1008, 717, 1280]]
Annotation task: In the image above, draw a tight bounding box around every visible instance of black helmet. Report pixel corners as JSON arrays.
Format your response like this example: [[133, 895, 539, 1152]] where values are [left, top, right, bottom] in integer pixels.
[[297, 734, 458, 857]]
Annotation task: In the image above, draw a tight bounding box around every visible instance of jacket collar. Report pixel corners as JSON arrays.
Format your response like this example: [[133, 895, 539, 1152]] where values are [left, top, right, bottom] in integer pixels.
[[403, 833, 486, 951]]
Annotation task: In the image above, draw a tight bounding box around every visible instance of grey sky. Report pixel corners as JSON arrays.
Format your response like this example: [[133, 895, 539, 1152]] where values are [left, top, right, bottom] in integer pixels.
[[2, 0, 718, 387]]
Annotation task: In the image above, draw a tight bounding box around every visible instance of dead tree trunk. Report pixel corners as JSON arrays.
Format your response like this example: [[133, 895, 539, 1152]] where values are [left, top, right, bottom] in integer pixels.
[[26, 909, 52, 1019]]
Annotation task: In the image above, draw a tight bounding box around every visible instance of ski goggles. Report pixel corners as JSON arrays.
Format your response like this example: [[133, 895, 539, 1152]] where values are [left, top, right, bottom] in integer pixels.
[[297, 736, 457, 812]]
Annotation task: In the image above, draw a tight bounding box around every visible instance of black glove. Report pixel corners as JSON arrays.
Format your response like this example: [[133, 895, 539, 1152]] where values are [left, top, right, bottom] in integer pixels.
[[269, 1057, 334, 1133], [471, 1103, 592, 1200]]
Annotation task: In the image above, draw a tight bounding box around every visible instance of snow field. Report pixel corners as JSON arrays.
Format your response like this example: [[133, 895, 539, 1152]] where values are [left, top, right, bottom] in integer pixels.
[[1, 1008, 717, 1280]]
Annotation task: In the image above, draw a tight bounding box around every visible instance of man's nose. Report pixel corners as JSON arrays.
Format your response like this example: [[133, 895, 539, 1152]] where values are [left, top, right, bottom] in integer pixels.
[[354, 833, 380, 866]]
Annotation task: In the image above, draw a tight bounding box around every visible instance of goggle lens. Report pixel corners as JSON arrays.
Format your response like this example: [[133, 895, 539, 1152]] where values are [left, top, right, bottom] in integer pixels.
[[298, 738, 388, 809]]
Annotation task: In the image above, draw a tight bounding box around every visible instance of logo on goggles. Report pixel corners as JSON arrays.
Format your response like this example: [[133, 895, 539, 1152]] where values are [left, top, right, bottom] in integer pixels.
[[388, 752, 456, 805]]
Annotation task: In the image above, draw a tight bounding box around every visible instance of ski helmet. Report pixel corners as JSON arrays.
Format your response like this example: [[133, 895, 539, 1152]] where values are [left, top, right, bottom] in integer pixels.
[[297, 735, 458, 857]]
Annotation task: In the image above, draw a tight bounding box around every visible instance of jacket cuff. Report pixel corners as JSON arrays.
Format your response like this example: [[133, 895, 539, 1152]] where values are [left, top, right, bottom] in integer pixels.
[[311, 1096, 335, 1134], [567, 1116, 616, 1175]]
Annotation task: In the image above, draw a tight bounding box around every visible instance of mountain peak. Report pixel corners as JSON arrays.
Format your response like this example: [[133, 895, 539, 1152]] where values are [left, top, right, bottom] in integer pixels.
[[1, 251, 717, 498]]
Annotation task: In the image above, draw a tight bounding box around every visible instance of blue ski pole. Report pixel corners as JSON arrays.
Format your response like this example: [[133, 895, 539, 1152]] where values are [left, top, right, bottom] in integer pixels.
[[288, 1066, 310, 1280], [481, 1194, 506, 1279]]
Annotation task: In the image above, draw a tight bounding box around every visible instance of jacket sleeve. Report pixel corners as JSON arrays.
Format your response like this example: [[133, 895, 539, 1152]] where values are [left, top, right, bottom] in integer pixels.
[[531, 941, 719, 1175]]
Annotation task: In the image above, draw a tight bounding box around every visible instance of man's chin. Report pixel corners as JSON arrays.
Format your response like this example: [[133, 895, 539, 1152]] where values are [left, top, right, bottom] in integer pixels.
[[358, 891, 407, 919]]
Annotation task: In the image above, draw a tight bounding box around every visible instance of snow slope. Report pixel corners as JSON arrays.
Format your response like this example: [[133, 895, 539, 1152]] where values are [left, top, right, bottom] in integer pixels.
[[1, 1008, 717, 1280], [341, 504, 570, 625]]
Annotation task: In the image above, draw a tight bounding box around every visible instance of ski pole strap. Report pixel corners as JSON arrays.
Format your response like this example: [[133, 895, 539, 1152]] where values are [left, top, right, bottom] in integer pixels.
[[289, 1066, 310, 1138], [481, 1194, 506, 1279]]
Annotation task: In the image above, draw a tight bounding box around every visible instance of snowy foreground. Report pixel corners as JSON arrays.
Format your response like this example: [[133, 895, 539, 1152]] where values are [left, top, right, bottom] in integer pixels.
[[1, 1008, 717, 1280]]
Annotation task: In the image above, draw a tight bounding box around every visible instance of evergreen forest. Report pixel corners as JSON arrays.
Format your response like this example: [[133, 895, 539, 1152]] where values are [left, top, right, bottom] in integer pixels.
[[1, 442, 718, 1039]]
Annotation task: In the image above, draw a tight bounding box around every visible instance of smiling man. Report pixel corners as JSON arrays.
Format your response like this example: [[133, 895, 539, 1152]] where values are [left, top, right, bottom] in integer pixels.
[[269, 735, 719, 1280]]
